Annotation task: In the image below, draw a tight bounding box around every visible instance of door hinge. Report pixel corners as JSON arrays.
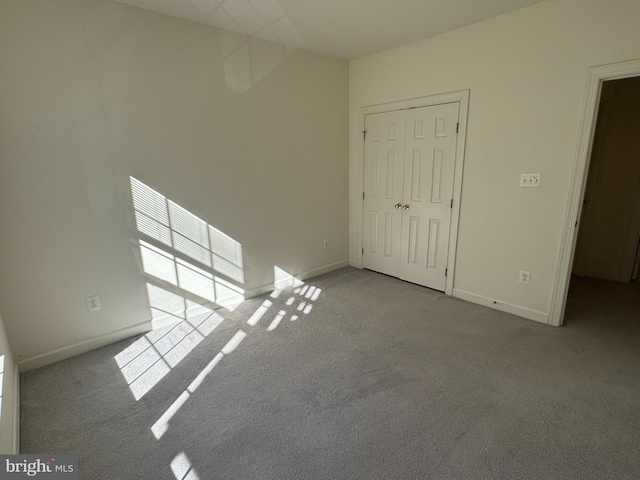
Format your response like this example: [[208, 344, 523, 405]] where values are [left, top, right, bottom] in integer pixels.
[[362, 247, 364, 255], [450, 198, 453, 208], [362, 130, 367, 139], [445, 268, 448, 277], [456, 123, 459, 133], [363, 191, 365, 200]]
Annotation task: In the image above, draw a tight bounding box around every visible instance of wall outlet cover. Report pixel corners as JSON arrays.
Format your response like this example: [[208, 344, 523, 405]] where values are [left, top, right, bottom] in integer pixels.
[[86, 295, 102, 312]]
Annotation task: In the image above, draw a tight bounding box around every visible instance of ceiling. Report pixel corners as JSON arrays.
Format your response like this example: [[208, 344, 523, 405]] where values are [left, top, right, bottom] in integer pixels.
[[115, 0, 548, 60]]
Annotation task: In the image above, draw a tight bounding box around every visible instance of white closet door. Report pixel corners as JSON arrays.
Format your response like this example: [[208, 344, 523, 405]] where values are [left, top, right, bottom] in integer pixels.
[[399, 103, 459, 291], [362, 110, 406, 277], [363, 102, 459, 292]]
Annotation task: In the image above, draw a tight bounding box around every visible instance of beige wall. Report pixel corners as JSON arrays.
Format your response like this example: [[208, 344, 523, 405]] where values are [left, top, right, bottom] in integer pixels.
[[0, 312, 17, 453], [349, 0, 640, 322], [0, 0, 349, 365]]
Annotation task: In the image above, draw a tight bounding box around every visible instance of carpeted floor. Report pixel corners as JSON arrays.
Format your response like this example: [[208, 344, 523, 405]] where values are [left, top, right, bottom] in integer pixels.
[[20, 268, 640, 479]]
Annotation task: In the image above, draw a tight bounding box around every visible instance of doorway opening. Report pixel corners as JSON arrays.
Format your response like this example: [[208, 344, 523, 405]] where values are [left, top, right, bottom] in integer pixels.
[[566, 76, 640, 325], [551, 59, 640, 327]]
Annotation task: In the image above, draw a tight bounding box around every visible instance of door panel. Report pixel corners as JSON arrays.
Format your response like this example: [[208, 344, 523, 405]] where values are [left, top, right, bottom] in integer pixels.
[[362, 110, 406, 277], [399, 103, 459, 290]]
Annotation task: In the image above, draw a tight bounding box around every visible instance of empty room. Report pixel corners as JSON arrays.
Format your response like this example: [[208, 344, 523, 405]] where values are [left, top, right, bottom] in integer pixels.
[[1, 0, 640, 478]]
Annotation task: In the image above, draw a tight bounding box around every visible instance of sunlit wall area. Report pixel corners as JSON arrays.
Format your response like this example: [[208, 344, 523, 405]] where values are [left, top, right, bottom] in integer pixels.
[[0, 0, 349, 366], [131, 176, 246, 315], [0, 312, 17, 453]]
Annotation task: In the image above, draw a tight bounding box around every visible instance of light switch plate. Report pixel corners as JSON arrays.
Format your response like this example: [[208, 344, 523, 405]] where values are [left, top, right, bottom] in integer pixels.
[[520, 173, 541, 187]]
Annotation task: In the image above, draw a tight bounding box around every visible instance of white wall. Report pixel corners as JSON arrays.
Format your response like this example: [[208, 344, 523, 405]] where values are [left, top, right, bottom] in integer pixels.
[[0, 0, 349, 366], [0, 312, 18, 453], [349, 0, 640, 323]]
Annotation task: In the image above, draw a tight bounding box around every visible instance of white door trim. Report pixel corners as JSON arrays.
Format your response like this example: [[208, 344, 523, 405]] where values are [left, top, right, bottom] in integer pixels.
[[549, 58, 640, 327], [357, 90, 469, 296]]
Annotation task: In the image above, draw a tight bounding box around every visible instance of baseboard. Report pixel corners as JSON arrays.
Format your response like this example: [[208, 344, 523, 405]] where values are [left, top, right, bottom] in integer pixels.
[[17, 320, 152, 372], [581, 270, 625, 283], [452, 288, 549, 325], [16, 260, 350, 373], [149, 303, 217, 331], [349, 258, 362, 268], [244, 260, 349, 299], [293, 259, 350, 282]]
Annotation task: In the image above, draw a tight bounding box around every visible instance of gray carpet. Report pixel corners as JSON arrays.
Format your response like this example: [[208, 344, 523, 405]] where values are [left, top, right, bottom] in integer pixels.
[[20, 268, 640, 479]]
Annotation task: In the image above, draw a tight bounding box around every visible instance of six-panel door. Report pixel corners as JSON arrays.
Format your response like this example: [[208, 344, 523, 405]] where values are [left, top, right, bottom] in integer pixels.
[[362, 103, 459, 291], [362, 110, 406, 278]]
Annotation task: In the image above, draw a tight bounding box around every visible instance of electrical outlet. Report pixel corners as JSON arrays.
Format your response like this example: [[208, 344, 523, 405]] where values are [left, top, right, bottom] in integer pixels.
[[86, 295, 102, 312], [519, 270, 531, 285], [520, 173, 541, 187], [323, 240, 329, 249]]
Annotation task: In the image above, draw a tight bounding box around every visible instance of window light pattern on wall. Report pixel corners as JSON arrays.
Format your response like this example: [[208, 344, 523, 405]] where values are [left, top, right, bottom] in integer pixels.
[[131, 176, 245, 287], [130, 177, 244, 307]]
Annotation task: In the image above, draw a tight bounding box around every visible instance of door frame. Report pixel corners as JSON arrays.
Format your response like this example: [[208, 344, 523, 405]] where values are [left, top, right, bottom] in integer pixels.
[[549, 58, 640, 326], [357, 90, 469, 295]]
